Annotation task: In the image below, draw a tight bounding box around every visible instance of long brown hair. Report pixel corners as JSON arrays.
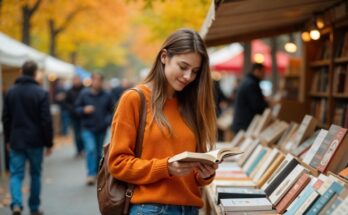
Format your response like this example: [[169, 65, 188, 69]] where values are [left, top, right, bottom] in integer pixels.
[[143, 28, 216, 152]]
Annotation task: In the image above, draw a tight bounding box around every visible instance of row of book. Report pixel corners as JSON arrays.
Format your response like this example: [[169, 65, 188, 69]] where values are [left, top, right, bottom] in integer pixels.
[[333, 65, 348, 94], [310, 98, 327, 126], [310, 68, 329, 94], [315, 39, 331, 61], [210, 109, 348, 214], [333, 102, 348, 128], [335, 32, 348, 58]]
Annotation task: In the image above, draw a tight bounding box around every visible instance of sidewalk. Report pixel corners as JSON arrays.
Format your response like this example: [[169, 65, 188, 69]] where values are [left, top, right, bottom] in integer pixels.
[[0, 136, 100, 215]]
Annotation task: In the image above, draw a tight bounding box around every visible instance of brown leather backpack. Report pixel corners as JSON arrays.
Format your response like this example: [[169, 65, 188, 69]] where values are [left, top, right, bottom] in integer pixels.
[[97, 88, 146, 215]]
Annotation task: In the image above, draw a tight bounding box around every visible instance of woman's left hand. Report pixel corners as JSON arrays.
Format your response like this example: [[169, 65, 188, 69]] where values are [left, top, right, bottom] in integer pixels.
[[196, 163, 218, 179]]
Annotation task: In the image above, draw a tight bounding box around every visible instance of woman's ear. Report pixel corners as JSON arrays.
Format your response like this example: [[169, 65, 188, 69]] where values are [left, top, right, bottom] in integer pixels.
[[160, 49, 167, 64]]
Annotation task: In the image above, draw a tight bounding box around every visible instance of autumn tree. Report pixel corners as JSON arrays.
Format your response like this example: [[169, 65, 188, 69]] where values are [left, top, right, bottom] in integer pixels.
[[21, 0, 42, 45]]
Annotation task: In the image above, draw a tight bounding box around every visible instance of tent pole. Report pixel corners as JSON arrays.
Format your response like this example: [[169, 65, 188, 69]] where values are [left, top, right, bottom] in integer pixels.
[[0, 64, 6, 180], [271, 37, 279, 95]]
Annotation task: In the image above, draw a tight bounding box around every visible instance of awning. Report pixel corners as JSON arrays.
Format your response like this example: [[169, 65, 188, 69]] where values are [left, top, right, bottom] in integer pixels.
[[212, 40, 289, 75], [0, 32, 74, 78], [0, 32, 45, 68], [200, 0, 343, 46]]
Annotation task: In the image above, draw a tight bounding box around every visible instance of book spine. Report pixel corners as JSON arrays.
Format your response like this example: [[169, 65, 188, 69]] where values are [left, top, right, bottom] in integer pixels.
[[324, 198, 343, 215], [256, 154, 284, 188], [302, 129, 328, 165], [294, 191, 319, 215], [317, 128, 347, 172], [269, 166, 305, 205], [275, 172, 310, 213], [285, 184, 314, 215], [246, 148, 267, 176], [264, 158, 298, 196], [305, 182, 344, 215]]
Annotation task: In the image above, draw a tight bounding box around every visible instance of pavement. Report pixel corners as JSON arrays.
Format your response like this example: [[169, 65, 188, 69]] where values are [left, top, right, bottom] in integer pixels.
[[0, 135, 100, 215]]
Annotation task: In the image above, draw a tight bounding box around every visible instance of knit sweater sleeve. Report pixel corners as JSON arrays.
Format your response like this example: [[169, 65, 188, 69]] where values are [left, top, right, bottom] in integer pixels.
[[108, 90, 171, 185]]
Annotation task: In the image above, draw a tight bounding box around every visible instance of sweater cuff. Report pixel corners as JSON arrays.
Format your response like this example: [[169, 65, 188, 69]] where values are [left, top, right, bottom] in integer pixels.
[[196, 173, 215, 186], [152, 157, 171, 179]]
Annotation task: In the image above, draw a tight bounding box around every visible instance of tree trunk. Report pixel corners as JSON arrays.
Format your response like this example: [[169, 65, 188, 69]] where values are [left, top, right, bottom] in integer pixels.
[[22, 6, 31, 45], [243, 42, 252, 77], [70, 51, 77, 65], [271, 37, 279, 95], [49, 19, 57, 57]]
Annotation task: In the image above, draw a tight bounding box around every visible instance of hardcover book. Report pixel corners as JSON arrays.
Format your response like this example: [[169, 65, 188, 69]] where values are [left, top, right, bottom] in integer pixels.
[[216, 187, 266, 204], [220, 198, 272, 212]]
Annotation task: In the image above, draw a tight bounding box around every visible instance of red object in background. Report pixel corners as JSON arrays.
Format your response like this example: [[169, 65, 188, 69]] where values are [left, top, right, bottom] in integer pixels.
[[211, 40, 289, 75]]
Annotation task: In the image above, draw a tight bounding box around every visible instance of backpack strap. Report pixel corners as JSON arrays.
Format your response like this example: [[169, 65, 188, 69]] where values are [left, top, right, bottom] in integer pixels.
[[124, 87, 147, 214]]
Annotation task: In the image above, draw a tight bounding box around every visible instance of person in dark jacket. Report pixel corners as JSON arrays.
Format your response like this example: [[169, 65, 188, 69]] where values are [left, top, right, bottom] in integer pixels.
[[65, 75, 84, 157], [2, 60, 53, 215], [75, 73, 113, 185], [231, 63, 268, 133]]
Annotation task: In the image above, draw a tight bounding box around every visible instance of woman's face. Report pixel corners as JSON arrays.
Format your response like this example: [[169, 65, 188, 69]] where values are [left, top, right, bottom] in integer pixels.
[[161, 51, 202, 97]]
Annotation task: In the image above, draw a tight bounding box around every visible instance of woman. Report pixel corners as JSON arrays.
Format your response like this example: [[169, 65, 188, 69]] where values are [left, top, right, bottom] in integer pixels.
[[108, 28, 217, 215]]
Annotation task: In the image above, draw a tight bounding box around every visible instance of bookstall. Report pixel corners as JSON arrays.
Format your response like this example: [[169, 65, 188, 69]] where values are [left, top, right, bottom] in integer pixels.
[[200, 0, 348, 214]]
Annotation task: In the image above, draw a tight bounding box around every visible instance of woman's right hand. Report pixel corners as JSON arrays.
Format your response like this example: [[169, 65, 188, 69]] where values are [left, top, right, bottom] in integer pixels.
[[168, 161, 199, 176]]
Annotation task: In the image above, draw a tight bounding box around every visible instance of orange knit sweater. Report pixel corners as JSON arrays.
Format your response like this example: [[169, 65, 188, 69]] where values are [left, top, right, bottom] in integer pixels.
[[108, 85, 214, 207]]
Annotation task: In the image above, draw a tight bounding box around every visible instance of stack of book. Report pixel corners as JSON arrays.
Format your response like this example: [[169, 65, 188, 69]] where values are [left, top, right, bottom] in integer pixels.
[[208, 109, 348, 215]]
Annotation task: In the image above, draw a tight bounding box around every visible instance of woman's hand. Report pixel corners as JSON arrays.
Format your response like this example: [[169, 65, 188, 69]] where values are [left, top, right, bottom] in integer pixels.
[[196, 163, 218, 179], [168, 161, 199, 176]]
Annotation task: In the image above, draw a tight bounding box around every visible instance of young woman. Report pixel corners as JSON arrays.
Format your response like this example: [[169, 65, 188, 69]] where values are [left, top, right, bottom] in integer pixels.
[[108, 28, 217, 215]]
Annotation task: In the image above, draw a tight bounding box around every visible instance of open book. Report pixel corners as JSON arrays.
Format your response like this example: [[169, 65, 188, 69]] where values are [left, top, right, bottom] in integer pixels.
[[168, 147, 243, 165]]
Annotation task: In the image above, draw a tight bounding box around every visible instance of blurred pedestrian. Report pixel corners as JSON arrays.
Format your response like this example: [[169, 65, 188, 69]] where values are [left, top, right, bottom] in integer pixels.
[[231, 63, 269, 133], [108, 28, 217, 215], [75, 73, 113, 185], [65, 75, 84, 157], [54, 79, 70, 136], [2, 60, 53, 215], [111, 78, 131, 106]]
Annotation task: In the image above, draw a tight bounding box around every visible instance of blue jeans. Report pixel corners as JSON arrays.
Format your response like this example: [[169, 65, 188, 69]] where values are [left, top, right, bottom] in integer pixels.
[[81, 129, 106, 176], [9, 148, 44, 212], [129, 204, 199, 215], [60, 110, 70, 136], [71, 119, 84, 154]]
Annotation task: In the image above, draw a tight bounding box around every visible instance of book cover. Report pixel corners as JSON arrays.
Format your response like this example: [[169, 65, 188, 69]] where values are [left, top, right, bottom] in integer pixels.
[[245, 148, 268, 176], [242, 145, 263, 172], [261, 154, 298, 196], [252, 148, 279, 182], [285, 115, 317, 151], [220, 198, 272, 212], [317, 127, 347, 172], [306, 181, 344, 215], [249, 148, 272, 179], [252, 108, 272, 137], [256, 153, 285, 188], [284, 180, 315, 215], [331, 197, 348, 215], [238, 139, 260, 167], [260, 120, 289, 145], [310, 125, 341, 169], [269, 165, 306, 205], [168, 147, 243, 165], [216, 187, 266, 204], [303, 129, 328, 165], [275, 172, 310, 213], [291, 130, 320, 157]]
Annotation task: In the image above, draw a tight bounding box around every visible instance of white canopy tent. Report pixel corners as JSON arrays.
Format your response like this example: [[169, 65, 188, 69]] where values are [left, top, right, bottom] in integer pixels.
[[0, 32, 74, 77], [0, 32, 46, 68]]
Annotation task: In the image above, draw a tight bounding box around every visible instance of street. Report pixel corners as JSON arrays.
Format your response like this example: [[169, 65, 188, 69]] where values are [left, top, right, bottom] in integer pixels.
[[0, 138, 100, 215]]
